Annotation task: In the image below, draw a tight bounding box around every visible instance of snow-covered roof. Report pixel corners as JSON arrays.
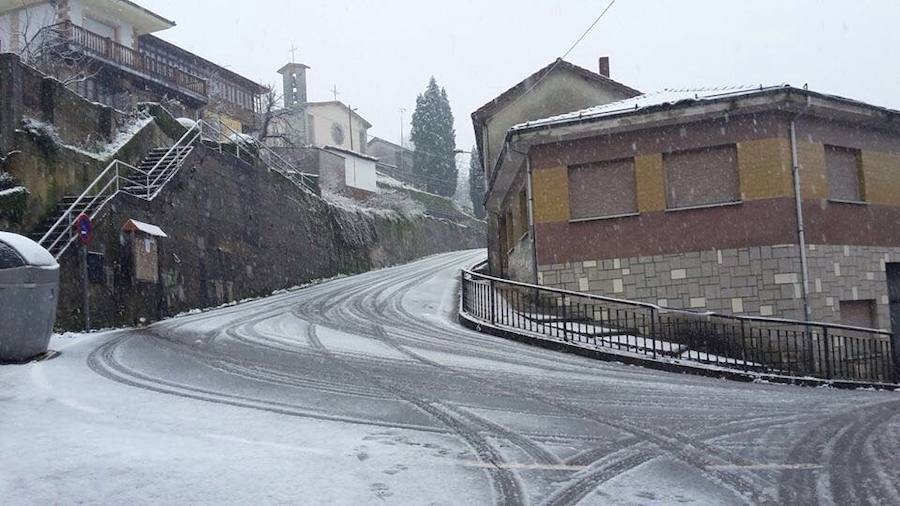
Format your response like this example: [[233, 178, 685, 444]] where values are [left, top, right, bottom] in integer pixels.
[[122, 219, 168, 238], [0, 232, 58, 268], [512, 84, 790, 131], [322, 145, 379, 162]]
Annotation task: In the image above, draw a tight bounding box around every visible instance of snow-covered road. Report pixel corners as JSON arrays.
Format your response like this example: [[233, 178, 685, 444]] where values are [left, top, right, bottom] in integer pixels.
[[2, 250, 899, 505]]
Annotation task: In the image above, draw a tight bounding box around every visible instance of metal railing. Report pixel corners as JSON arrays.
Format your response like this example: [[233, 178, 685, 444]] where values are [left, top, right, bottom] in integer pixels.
[[460, 268, 898, 385], [38, 117, 322, 259], [38, 124, 200, 259], [49, 22, 207, 96], [196, 119, 320, 194]]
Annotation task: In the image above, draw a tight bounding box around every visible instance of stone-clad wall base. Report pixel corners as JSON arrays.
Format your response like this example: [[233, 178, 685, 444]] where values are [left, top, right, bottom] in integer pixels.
[[538, 244, 900, 329]]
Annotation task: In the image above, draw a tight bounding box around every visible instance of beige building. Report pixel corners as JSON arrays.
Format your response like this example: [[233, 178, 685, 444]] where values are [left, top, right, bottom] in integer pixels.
[[269, 62, 371, 154], [471, 57, 641, 278], [305, 101, 371, 153]]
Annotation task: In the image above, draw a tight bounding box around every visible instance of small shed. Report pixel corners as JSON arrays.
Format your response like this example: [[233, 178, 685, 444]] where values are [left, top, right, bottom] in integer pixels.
[[323, 145, 378, 196], [121, 219, 167, 283]]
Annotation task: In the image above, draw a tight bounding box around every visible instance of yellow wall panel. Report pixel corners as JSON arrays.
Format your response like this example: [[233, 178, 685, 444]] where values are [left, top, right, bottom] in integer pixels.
[[737, 138, 792, 200], [796, 141, 828, 199], [634, 154, 666, 212], [861, 150, 900, 205], [532, 167, 570, 223]]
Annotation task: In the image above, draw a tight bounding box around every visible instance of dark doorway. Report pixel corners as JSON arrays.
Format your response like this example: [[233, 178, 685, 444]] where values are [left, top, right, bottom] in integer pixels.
[[887, 263, 900, 375]]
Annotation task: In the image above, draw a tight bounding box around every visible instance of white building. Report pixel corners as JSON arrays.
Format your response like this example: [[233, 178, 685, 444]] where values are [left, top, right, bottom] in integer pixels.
[[322, 145, 378, 195], [271, 62, 371, 155]]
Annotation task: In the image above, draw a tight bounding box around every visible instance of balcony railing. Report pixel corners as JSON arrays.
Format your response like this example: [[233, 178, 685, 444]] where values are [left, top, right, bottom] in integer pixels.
[[59, 22, 207, 98]]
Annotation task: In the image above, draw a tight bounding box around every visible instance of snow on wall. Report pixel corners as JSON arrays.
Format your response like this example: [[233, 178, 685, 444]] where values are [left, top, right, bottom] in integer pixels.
[[20, 113, 154, 161]]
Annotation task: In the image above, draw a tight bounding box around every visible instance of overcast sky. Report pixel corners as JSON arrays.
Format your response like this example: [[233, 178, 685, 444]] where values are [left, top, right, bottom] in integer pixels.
[[140, 0, 899, 151]]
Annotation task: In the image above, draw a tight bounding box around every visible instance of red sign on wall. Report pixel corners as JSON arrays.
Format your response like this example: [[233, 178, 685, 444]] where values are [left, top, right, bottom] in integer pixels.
[[74, 213, 93, 245]]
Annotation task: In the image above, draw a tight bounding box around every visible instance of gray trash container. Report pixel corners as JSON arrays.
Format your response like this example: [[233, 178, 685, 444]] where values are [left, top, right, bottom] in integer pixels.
[[0, 232, 59, 363]]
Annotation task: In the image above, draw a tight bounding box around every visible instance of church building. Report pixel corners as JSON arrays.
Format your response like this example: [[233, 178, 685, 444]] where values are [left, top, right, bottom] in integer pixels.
[[271, 62, 371, 154]]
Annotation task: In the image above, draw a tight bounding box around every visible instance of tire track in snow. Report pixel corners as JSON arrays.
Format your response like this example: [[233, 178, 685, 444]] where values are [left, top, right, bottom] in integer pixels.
[[305, 323, 526, 506], [86, 333, 444, 433], [777, 399, 900, 505]]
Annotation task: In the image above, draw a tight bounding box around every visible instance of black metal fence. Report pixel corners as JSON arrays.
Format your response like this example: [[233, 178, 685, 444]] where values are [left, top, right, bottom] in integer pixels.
[[460, 268, 898, 384]]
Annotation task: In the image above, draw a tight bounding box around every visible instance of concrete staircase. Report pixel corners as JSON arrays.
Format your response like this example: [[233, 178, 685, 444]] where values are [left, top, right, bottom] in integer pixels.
[[35, 138, 196, 259]]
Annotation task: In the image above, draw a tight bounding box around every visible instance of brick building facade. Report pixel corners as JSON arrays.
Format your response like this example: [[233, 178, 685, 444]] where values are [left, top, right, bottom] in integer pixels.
[[481, 85, 900, 330]]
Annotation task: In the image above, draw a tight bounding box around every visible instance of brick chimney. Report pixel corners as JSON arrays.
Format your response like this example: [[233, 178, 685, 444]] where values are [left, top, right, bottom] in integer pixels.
[[598, 56, 610, 78]]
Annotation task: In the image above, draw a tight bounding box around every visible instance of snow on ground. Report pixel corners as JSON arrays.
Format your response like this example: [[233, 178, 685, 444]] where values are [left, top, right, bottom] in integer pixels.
[[2, 250, 899, 505], [0, 333, 489, 505]]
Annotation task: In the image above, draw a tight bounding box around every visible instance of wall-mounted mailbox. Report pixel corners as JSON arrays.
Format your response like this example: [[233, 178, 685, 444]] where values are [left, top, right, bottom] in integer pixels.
[[121, 219, 167, 284]]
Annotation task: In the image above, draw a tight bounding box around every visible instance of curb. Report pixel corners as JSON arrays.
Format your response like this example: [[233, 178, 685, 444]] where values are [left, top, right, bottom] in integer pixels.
[[458, 311, 899, 391]]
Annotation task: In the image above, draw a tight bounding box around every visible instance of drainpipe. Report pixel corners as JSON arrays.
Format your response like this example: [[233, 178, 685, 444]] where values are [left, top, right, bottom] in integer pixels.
[[526, 156, 539, 285], [790, 119, 813, 322]]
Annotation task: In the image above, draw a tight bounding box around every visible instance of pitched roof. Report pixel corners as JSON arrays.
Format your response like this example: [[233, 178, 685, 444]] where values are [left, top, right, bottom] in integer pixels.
[[322, 145, 379, 161], [122, 219, 168, 238], [512, 84, 789, 131], [471, 58, 641, 122], [367, 136, 410, 152]]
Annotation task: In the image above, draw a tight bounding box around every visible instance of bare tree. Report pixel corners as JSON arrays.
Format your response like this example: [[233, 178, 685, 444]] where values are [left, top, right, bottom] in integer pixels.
[[14, 4, 101, 88], [254, 87, 305, 147]]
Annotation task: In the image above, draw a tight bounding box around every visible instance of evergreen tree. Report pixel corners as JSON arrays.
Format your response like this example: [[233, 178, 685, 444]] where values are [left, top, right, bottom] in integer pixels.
[[410, 77, 457, 197], [468, 145, 486, 219]]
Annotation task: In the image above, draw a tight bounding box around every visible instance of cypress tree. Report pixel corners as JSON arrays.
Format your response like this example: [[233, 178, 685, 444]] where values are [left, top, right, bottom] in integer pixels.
[[410, 77, 457, 197]]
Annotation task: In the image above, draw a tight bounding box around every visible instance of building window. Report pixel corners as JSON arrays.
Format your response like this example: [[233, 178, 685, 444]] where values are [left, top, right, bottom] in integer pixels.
[[825, 145, 864, 202], [839, 299, 876, 329], [664, 144, 740, 209], [331, 123, 345, 145], [568, 158, 637, 220]]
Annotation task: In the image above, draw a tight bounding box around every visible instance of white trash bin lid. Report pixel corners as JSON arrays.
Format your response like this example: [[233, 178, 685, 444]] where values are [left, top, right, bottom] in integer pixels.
[[0, 232, 58, 268]]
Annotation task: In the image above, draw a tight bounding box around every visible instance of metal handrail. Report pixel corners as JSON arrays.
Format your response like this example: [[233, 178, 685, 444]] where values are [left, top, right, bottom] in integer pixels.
[[52, 167, 123, 257], [460, 267, 897, 384], [196, 119, 320, 194], [38, 111, 324, 259], [39, 158, 120, 249], [39, 126, 199, 258], [462, 268, 892, 336], [145, 124, 201, 196]]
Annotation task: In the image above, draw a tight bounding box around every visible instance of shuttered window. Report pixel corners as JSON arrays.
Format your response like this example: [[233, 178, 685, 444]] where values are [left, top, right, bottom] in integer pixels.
[[825, 145, 863, 202], [664, 145, 740, 209], [568, 158, 637, 220]]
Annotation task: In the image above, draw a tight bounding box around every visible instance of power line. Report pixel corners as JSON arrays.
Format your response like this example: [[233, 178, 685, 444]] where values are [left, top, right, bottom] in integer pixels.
[[561, 0, 617, 60], [505, 0, 618, 111]]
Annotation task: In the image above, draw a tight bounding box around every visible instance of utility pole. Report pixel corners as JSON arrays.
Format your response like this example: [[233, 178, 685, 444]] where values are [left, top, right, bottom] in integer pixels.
[[348, 104, 354, 151], [398, 107, 407, 177], [399, 107, 406, 148]]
